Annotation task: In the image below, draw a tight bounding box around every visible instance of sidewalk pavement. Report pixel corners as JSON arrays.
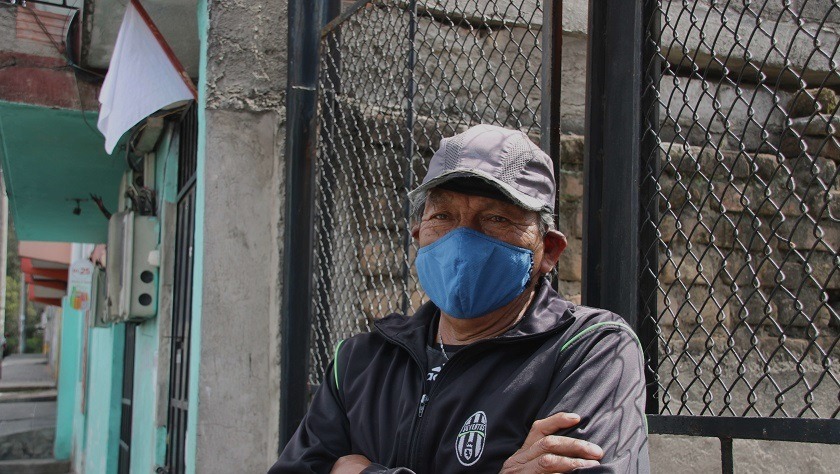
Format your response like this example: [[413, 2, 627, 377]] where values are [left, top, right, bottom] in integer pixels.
[[0, 354, 61, 466], [0, 354, 56, 407], [0, 354, 55, 389]]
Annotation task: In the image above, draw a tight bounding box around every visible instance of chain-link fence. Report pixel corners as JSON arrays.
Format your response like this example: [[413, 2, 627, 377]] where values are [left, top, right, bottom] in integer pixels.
[[310, 0, 548, 384], [311, 0, 840, 424], [641, 0, 840, 421]]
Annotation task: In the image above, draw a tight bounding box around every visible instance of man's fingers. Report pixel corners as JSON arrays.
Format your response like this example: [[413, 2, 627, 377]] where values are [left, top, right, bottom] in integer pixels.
[[508, 413, 604, 472], [522, 412, 582, 448], [502, 435, 603, 474], [530, 436, 604, 461], [535, 454, 600, 473]]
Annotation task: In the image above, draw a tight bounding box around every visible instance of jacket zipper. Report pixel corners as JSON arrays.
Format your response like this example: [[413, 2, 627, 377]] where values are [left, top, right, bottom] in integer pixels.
[[405, 346, 485, 470], [371, 332, 429, 470]]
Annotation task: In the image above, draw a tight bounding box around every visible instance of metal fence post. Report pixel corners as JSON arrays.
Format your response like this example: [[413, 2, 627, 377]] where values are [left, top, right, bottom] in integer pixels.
[[400, 0, 417, 316], [280, 0, 324, 447], [582, 0, 644, 326], [720, 437, 734, 474], [638, 0, 661, 415], [540, 0, 563, 207]]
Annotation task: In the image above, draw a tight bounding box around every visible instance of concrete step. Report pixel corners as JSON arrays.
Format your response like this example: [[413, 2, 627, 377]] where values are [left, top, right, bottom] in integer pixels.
[[0, 391, 56, 404], [0, 459, 70, 474], [0, 383, 54, 393]]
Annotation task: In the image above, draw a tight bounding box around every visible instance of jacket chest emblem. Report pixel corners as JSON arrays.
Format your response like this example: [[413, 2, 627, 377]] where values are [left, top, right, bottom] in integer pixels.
[[455, 411, 487, 466]]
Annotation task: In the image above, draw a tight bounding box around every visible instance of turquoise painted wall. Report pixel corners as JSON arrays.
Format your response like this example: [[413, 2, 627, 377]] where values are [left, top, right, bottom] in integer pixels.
[[54, 299, 84, 460], [129, 124, 179, 473], [130, 319, 163, 473], [82, 324, 125, 474], [71, 323, 88, 473], [55, 128, 179, 471], [186, 3, 209, 472]]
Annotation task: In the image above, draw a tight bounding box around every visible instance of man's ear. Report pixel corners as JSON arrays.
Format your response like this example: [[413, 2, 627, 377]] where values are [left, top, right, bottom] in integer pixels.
[[539, 230, 567, 274]]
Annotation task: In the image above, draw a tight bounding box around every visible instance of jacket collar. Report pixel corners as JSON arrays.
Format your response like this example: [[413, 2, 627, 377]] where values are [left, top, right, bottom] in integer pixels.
[[374, 277, 577, 359]]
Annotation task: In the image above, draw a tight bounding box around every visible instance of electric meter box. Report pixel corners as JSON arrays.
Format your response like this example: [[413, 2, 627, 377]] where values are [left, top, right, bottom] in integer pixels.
[[106, 211, 159, 322], [91, 267, 110, 328]]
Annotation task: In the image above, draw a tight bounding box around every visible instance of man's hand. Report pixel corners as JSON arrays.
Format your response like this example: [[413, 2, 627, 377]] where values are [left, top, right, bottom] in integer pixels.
[[330, 454, 372, 474], [501, 412, 603, 473]]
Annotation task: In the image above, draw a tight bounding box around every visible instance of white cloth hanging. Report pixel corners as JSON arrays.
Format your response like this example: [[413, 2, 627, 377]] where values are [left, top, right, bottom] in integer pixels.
[[97, 0, 195, 154]]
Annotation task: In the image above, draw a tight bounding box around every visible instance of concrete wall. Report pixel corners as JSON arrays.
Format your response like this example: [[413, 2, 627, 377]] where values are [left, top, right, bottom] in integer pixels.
[[54, 301, 83, 460], [130, 320, 167, 473], [191, 0, 287, 472], [71, 316, 87, 473], [649, 435, 840, 473], [81, 324, 124, 474]]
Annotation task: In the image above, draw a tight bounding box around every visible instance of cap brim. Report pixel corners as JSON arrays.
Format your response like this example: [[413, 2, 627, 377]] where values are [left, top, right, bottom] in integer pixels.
[[408, 169, 548, 212]]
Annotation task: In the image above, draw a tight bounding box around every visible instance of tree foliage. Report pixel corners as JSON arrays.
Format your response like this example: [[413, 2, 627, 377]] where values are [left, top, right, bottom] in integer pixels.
[[3, 218, 43, 354]]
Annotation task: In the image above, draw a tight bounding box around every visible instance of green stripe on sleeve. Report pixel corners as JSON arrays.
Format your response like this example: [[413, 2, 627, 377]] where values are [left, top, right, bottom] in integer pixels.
[[333, 339, 346, 390], [559, 321, 642, 353]]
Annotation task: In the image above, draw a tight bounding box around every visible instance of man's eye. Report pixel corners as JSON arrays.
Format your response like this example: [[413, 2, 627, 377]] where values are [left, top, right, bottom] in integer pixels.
[[431, 213, 449, 220], [488, 215, 510, 223]]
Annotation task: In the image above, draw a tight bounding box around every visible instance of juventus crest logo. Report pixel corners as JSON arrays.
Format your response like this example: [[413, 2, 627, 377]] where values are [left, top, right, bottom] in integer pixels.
[[455, 411, 487, 466]]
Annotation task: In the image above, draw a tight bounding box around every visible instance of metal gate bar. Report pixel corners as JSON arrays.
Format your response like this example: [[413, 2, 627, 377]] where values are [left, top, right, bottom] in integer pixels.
[[648, 415, 840, 444], [164, 104, 198, 474], [587, 0, 840, 471], [118, 323, 136, 474], [583, 0, 646, 321], [280, 0, 332, 446]]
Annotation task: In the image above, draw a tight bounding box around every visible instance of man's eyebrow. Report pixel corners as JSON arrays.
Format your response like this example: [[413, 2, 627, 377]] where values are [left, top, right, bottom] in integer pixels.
[[427, 191, 451, 207]]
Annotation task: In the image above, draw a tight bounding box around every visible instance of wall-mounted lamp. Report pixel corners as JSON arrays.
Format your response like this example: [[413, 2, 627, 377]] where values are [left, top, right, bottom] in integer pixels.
[[67, 198, 89, 216]]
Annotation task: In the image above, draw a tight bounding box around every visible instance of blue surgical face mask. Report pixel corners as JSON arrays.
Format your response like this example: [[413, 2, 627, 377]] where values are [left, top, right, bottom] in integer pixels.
[[415, 227, 534, 319]]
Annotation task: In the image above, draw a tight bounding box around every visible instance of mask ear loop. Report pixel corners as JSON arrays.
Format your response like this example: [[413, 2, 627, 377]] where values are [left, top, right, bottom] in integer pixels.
[[524, 260, 547, 292]]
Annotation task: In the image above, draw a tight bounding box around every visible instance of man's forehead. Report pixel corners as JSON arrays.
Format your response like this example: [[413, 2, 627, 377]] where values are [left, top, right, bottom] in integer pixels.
[[427, 188, 531, 214]]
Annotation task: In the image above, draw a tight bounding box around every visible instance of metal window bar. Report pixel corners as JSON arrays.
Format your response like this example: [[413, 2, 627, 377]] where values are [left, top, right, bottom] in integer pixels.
[[164, 104, 198, 474], [589, 0, 840, 472]]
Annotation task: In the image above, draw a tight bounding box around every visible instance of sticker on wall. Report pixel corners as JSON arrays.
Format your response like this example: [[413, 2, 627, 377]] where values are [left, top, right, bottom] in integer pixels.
[[68, 259, 94, 311]]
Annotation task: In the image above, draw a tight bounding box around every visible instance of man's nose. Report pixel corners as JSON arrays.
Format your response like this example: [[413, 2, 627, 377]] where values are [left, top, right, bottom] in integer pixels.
[[456, 214, 484, 232]]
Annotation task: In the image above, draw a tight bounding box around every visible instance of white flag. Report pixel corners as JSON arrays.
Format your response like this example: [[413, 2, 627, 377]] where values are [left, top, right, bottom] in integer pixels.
[[97, 0, 195, 154]]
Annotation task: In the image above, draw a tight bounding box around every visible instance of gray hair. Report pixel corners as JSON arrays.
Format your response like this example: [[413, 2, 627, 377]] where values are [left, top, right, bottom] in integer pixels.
[[409, 189, 556, 234]]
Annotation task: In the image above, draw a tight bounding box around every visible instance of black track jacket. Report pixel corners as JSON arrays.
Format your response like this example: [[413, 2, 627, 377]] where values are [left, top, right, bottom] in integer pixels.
[[270, 281, 650, 473]]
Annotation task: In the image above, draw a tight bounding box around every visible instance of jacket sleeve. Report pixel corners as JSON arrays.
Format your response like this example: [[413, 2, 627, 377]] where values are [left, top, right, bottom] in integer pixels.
[[268, 357, 352, 474], [361, 464, 416, 473], [267, 342, 418, 474], [540, 324, 650, 474]]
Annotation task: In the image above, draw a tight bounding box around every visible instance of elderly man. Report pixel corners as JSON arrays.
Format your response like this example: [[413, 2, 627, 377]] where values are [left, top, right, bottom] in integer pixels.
[[270, 125, 649, 473]]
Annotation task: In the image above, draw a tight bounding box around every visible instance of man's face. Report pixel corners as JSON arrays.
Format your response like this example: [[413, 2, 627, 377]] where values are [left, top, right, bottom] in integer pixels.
[[411, 188, 565, 278]]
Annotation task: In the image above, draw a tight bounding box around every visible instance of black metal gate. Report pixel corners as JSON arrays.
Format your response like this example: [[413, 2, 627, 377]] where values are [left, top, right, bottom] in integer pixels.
[[285, 0, 839, 468], [118, 323, 136, 474], [164, 103, 198, 473], [281, 0, 562, 442], [586, 0, 840, 471]]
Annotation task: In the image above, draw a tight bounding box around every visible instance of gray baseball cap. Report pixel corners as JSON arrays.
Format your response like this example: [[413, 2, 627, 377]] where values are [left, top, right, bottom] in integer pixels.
[[409, 124, 556, 213]]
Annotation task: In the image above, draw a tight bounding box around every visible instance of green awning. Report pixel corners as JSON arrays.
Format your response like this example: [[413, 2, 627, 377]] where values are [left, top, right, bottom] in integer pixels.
[[0, 101, 126, 243]]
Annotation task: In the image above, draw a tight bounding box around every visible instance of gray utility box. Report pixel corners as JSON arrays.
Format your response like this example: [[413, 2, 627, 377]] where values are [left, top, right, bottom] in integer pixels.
[[106, 211, 159, 323]]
